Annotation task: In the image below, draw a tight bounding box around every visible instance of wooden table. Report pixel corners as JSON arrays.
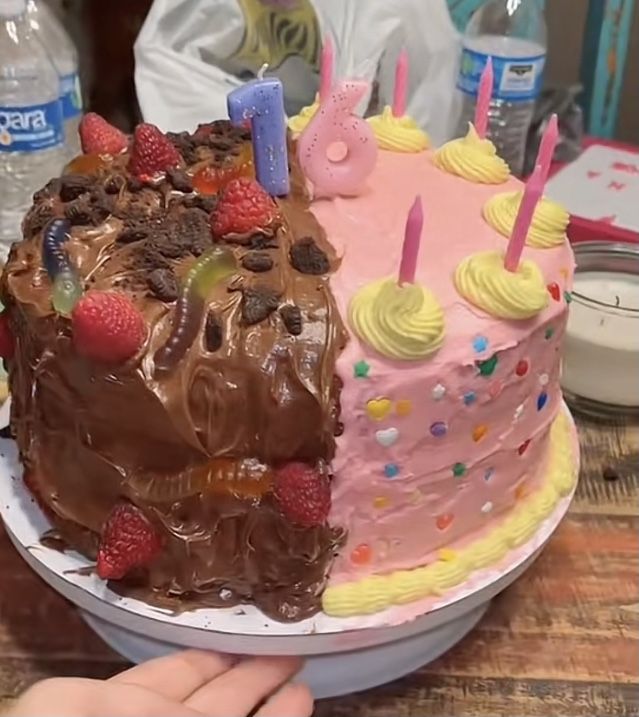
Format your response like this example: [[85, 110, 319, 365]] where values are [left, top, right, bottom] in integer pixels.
[[0, 413, 637, 716]]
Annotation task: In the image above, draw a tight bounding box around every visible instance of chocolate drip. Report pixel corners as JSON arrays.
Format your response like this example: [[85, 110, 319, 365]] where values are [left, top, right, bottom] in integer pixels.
[[0, 122, 347, 621]]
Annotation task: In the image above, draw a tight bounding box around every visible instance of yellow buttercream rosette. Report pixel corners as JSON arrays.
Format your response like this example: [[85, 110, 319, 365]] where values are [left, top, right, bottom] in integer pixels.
[[483, 191, 569, 249], [349, 277, 444, 360], [434, 123, 509, 184], [455, 250, 549, 320], [367, 106, 430, 153]]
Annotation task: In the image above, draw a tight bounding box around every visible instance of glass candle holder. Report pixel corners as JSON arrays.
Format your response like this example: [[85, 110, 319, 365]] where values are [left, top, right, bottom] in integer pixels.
[[561, 242, 639, 417]]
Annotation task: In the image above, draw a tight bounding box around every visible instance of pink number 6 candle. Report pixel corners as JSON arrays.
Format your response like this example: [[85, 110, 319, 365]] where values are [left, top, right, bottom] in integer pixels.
[[297, 80, 378, 198]]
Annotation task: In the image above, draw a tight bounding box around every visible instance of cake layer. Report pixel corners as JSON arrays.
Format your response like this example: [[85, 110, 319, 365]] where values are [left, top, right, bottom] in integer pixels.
[[311, 150, 574, 584]]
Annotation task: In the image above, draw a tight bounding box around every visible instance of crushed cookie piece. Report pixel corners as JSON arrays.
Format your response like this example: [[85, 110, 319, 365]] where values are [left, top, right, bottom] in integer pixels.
[[59, 174, 93, 202], [147, 268, 178, 302], [166, 167, 193, 193], [64, 200, 94, 226], [280, 304, 302, 335], [241, 287, 280, 326], [204, 312, 223, 351], [241, 252, 273, 273], [289, 237, 330, 275]]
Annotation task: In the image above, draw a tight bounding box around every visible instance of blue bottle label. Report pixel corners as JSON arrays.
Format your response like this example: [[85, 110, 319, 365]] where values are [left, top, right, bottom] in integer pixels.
[[457, 48, 545, 102], [0, 100, 64, 152], [60, 72, 83, 120]]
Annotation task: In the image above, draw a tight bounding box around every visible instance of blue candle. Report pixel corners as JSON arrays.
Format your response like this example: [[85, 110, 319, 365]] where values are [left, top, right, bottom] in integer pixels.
[[227, 75, 289, 196]]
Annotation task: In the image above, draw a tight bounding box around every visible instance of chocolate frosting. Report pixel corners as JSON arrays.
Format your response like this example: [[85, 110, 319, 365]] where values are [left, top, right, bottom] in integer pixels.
[[1, 122, 347, 622]]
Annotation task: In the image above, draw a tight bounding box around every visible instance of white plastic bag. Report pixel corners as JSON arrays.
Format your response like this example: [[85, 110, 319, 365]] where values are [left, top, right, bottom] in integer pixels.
[[135, 0, 461, 146]]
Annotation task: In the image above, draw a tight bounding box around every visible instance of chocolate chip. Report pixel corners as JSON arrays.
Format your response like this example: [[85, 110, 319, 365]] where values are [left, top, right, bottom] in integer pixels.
[[166, 167, 193, 193], [33, 177, 61, 203], [204, 311, 223, 351], [280, 304, 302, 335], [64, 200, 94, 226], [241, 287, 280, 325], [289, 237, 329, 275], [60, 174, 93, 202], [241, 252, 273, 273], [104, 174, 125, 194], [127, 176, 144, 193], [602, 466, 619, 481], [147, 267, 178, 302]]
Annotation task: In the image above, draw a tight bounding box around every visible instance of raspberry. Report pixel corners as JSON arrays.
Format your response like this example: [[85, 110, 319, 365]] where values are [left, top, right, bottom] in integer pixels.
[[79, 113, 128, 155], [273, 462, 331, 527], [72, 290, 147, 363], [211, 178, 278, 237], [0, 313, 14, 359], [97, 502, 162, 580], [128, 123, 181, 178]]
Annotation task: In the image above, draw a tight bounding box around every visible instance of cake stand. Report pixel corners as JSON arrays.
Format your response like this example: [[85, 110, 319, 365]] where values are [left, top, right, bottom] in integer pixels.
[[0, 402, 576, 698]]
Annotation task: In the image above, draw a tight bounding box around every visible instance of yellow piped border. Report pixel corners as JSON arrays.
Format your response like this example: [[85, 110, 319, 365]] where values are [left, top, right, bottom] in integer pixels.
[[322, 409, 578, 617]]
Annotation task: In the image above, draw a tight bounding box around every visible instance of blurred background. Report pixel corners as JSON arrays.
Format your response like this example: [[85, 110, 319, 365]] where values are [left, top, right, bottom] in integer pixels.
[[50, 0, 637, 144]]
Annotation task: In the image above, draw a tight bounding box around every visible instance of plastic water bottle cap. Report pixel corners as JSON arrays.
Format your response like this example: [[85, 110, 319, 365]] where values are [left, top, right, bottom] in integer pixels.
[[0, 0, 27, 16]]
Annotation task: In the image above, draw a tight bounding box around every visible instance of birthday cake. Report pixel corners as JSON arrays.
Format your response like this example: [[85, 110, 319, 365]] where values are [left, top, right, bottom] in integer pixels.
[[0, 95, 577, 622]]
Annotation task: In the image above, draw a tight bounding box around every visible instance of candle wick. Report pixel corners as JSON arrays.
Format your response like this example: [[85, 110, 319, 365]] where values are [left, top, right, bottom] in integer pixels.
[[257, 63, 269, 80], [615, 294, 620, 307]]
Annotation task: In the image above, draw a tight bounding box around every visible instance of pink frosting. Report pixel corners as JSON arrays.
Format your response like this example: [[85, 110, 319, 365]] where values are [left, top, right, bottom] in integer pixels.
[[310, 151, 575, 584]]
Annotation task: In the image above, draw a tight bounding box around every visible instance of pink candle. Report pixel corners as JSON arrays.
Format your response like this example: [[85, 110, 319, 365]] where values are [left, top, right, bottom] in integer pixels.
[[398, 196, 424, 285], [474, 56, 493, 139], [504, 164, 544, 272], [392, 49, 409, 118], [536, 113, 559, 182], [319, 35, 334, 103]]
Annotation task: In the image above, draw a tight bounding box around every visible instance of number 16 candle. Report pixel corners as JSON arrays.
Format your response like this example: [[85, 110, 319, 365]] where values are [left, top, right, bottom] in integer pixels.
[[227, 72, 289, 196]]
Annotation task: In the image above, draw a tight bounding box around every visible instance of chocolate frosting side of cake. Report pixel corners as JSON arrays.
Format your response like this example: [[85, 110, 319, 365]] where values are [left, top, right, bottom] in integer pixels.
[[1, 122, 347, 621]]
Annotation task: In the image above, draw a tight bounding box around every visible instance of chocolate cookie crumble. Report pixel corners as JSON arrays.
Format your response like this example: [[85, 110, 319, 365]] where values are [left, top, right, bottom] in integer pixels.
[[290, 237, 330, 275]]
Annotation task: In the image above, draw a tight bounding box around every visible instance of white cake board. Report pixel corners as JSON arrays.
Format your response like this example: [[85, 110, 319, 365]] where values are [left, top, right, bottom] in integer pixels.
[[0, 401, 576, 697]]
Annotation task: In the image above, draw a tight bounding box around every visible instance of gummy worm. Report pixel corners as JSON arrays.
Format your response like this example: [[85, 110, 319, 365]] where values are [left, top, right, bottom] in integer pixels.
[[42, 218, 83, 316], [154, 247, 237, 374]]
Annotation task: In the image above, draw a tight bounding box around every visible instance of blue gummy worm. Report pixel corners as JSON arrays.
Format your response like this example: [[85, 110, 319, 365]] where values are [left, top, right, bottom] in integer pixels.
[[42, 218, 72, 279]]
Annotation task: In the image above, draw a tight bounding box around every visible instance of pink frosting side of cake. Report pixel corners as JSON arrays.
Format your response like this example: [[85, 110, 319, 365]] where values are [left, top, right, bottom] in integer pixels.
[[310, 151, 575, 584]]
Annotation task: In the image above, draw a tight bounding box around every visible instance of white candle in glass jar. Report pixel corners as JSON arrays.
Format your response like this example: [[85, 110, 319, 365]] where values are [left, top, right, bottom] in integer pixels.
[[562, 270, 639, 407]]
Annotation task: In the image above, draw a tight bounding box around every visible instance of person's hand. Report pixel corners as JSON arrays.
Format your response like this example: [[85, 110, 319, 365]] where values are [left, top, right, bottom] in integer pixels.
[[6, 650, 313, 717]]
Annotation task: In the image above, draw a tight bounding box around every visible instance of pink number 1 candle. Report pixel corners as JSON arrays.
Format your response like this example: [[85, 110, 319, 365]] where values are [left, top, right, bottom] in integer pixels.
[[319, 34, 334, 103], [504, 164, 544, 272], [392, 49, 409, 118]]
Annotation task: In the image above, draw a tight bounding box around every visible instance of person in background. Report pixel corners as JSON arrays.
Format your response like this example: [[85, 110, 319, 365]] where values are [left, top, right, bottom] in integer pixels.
[[4, 651, 313, 717]]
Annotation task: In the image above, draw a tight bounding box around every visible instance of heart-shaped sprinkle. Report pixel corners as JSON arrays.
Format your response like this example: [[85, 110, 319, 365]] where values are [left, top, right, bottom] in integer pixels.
[[515, 482, 527, 500], [396, 399, 412, 416], [472, 424, 488, 442], [537, 391, 548, 410], [376, 427, 399, 447], [518, 439, 531, 456], [373, 496, 390, 509], [453, 462, 467, 477], [481, 501, 493, 514], [547, 282, 561, 301], [515, 359, 529, 377], [366, 397, 392, 421], [383, 462, 399, 478], [436, 513, 454, 530]]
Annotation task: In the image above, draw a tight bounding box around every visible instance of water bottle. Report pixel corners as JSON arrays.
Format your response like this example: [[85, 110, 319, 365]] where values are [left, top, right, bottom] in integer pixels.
[[456, 0, 547, 176], [0, 0, 65, 254], [27, 0, 82, 158]]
